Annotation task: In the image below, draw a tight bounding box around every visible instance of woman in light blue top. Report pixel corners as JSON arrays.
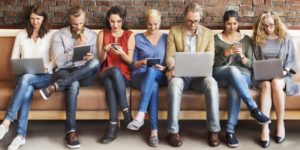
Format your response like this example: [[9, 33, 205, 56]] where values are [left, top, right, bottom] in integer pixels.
[[127, 9, 167, 147]]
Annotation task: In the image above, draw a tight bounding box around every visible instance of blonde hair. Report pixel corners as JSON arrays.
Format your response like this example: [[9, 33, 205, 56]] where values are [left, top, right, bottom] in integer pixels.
[[184, 2, 203, 18], [145, 9, 161, 21], [68, 5, 85, 19], [253, 11, 288, 47]]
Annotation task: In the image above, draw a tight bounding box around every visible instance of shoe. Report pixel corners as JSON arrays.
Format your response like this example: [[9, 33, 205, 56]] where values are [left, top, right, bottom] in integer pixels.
[[65, 132, 80, 149], [208, 132, 220, 147], [127, 119, 144, 130], [8, 136, 26, 150], [39, 84, 56, 100], [148, 136, 159, 147], [167, 133, 182, 147], [250, 108, 271, 124], [226, 133, 239, 148], [100, 124, 119, 144], [260, 140, 270, 148], [122, 109, 133, 127], [274, 136, 285, 143], [0, 124, 9, 140]]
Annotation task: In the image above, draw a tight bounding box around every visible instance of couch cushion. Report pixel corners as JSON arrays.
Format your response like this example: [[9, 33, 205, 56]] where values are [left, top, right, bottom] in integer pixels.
[[0, 81, 130, 111], [0, 37, 15, 81]]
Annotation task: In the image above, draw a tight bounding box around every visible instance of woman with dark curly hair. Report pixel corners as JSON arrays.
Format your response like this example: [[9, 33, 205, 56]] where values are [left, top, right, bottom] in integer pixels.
[[97, 5, 134, 144]]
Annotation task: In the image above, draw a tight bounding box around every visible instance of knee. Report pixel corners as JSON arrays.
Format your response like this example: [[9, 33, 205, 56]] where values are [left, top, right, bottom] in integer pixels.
[[88, 59, 100, 69], [168, 78, 184, 92], [19, 74, 34, 86], [145, 67, 159, 79], [227, 66, 241, 76], [261, 81, 271, 91], [203, 77, 218, 88], [109, 67, 123, 77], [271, 79, 284, 91], [69, 81, 80, 92]]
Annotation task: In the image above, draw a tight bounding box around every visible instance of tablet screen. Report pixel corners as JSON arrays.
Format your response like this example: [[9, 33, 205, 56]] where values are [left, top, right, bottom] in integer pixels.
[[73, 45, 91, 62]]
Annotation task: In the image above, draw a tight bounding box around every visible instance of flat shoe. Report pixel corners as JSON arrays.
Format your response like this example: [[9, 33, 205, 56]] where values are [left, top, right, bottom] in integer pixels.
[[127, 120, 144, 130], [148, 136, 159, 147]]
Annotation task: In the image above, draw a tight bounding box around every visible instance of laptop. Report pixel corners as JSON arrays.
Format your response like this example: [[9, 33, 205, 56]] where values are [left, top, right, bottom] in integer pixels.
[[10, 58, 46, 75], [174, 52, 214, 77], [72, 45, 91, 62], [253, 59, 284, 81]]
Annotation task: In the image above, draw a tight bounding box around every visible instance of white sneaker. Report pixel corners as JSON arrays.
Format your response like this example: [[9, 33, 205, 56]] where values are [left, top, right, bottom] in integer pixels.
[[8, 136, 26, 150], [0, 124, 9, 140]]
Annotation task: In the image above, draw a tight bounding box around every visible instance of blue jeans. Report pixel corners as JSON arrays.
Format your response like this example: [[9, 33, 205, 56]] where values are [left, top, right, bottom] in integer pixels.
[[5, 73, 52, 137], [213, 66, 257, 133], [131, 67, 166, 130], [167, 76, 220, 133], [54, 59, 100, 133], [99, 67, 130, 123]]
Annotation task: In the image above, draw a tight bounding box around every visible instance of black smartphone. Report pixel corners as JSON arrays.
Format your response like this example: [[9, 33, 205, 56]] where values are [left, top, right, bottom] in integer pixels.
[[147, 58, 160, 67], [111, 43, 119, 51]]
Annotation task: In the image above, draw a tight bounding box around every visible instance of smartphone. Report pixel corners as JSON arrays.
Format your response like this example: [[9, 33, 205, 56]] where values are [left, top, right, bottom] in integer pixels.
[[232, 42, 242, 51], [147, 58, 160, 67], [111, 43, 119, 51]]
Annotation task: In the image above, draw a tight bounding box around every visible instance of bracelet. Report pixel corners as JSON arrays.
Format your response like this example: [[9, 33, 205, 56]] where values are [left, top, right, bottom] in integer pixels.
[[103, 47, 108, 52]]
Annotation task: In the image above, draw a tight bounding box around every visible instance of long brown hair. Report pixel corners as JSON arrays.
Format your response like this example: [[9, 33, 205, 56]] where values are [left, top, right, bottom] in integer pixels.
[[25, 4, 49, 38]]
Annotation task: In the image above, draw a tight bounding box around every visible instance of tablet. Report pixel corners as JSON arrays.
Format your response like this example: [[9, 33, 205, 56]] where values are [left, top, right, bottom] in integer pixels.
[[147, 58, 160, 67], [73, 45, 91, 62]]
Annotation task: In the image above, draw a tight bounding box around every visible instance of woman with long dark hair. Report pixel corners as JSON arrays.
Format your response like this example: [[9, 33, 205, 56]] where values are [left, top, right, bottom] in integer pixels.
[[97, 5, 134, 144], [213, 10, 270, 148], [0, 4, 55, 150]]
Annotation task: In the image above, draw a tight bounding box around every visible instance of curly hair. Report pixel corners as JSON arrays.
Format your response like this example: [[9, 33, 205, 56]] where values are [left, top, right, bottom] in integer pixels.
[[252, 11, 288, 47], [25, 4, 49, 38]]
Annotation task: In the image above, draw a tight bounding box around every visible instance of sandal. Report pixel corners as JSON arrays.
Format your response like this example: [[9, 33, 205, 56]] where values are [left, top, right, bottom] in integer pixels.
[[127, 120, 144, 130]]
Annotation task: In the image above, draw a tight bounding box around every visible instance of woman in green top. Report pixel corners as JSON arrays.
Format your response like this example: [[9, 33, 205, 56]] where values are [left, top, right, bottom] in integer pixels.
[[213, 10, 270, 148]]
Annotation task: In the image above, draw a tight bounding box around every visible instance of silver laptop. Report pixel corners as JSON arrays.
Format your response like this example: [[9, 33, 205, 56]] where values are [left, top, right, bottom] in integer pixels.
[[253, 59, 284, 81], [10, 58, 46, 74], [174, 52, 214, 77]]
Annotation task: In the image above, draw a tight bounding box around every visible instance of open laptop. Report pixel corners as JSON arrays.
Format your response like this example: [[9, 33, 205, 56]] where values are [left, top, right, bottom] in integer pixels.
[[10, 58, 46, 75], [253, 59, 284, 81], [174, 52, 214, 77]]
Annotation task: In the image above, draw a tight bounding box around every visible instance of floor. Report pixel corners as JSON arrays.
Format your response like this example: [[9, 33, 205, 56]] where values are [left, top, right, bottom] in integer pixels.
[[0, 120, 299, 150]]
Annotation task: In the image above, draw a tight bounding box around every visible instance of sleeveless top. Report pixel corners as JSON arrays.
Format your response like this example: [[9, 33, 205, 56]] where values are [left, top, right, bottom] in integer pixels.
[[100, 29, 133, 80]]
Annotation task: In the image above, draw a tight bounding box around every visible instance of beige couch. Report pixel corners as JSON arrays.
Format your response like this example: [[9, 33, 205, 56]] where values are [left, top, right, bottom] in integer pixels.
[[0, 29, 299, 121]]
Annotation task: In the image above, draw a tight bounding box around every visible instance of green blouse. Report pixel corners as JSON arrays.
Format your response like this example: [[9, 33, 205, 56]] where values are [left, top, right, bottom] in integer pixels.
[[214, 33, 253, 76]]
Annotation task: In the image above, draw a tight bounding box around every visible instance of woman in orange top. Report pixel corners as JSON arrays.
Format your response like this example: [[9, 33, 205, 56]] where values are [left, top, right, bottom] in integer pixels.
[[97, 5, 135, 144]]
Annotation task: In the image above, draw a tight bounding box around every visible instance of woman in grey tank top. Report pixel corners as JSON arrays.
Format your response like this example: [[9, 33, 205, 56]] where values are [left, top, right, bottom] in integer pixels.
[[253, 11, 299, 148]]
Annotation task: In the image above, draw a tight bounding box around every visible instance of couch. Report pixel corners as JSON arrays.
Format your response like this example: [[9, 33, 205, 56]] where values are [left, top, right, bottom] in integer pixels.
[[0, 29, 299, 121]]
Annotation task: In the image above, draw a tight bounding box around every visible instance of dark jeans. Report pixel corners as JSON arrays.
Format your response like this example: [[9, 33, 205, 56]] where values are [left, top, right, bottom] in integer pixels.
[[99, 67, 130, 123], [131, 67, 166, 130], [54, 59, 100, 133]]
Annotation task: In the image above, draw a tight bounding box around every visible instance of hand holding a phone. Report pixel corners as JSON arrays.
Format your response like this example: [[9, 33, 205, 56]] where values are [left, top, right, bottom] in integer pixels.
[[232, 42, 243, 56], [110, 43, 125, 55]]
